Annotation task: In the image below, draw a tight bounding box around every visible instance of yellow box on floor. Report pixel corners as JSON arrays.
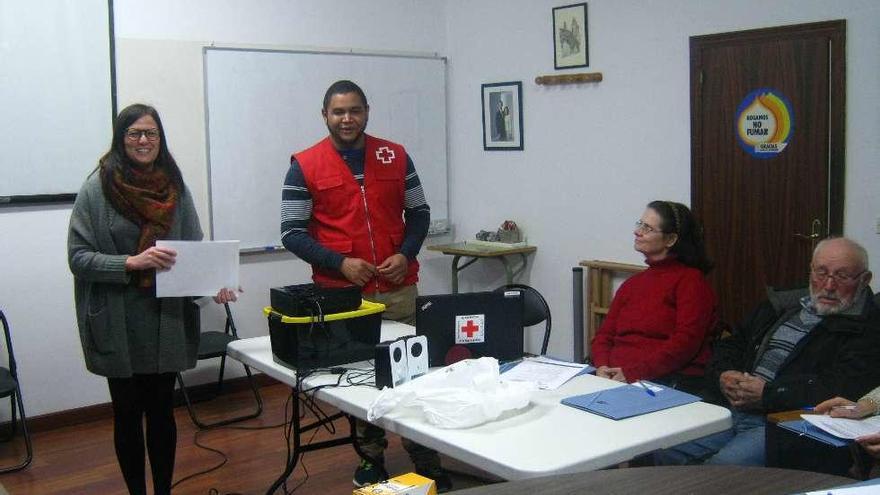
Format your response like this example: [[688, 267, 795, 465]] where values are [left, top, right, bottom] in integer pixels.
[[352, 472, 437, 495]]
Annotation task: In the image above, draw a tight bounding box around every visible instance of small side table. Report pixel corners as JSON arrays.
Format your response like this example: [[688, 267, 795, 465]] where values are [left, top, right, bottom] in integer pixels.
[[427, 242, 537, 293]]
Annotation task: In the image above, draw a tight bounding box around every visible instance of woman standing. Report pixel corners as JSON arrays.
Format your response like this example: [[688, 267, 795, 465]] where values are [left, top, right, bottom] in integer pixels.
[[68, 104, 235, 494], [591, 200, 717, 395]]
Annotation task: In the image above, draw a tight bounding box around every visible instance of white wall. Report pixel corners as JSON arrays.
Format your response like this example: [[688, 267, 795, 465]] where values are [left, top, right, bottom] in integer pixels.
[[1, 0, 877, 418], [443, 0, 880, 358]]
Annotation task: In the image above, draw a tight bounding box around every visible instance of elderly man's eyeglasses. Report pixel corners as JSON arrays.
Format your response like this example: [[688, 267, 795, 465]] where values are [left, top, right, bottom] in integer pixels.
[[125, 128, 160, 142], [810, 269, 866, 285], [635, 220, 661, 234]]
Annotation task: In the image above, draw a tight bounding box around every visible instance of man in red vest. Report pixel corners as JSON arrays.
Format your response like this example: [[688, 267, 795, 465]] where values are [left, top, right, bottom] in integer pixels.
[[281, 80, 449, 491]]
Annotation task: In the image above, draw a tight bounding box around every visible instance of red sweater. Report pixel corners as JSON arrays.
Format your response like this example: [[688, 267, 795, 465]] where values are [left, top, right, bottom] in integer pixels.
[[591, 257, 717, 381]]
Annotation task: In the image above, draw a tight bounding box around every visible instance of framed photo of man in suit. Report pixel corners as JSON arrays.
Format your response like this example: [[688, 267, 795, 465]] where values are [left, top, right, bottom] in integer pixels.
[[481, 81, 523, 151]]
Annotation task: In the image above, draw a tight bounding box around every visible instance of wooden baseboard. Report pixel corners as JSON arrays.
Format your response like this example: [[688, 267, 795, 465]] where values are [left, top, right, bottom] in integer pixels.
[[19, 373, 280, 434]]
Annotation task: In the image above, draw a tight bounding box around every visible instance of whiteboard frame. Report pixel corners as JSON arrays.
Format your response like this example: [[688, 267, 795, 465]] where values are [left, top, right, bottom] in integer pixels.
[[202, 44, 449, 252], [0, 0, 116, 205]]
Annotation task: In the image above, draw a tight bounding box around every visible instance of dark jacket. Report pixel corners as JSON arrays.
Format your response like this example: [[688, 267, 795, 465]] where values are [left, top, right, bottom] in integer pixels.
[[705, 287, 880, 413]]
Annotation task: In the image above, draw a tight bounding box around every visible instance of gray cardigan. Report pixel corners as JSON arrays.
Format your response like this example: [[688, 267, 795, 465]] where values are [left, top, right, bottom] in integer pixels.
[[68, 170, 203, 377]]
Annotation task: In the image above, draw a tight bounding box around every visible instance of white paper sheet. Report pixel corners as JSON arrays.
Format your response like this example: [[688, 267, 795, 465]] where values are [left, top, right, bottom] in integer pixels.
[[155, 240, 239, 297], [805, 483, 880, 495], [500, 356, 590, 390], [801, 413, 880, 439]]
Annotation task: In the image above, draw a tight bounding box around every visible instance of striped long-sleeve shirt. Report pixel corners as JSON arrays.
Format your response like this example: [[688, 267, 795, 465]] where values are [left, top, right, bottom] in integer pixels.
[[280, 147, 430, 271]]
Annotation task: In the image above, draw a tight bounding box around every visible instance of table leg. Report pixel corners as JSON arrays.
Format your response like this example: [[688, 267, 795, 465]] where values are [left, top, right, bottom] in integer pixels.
[[265, 387, 361, 494], [451, 255, 460, 294], [498, 253, 529, 286], [450, 255, 479, 294]]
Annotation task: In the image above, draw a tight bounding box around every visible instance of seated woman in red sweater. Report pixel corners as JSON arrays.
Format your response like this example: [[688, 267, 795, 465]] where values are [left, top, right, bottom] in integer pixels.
[[591, 201, 717, 395]]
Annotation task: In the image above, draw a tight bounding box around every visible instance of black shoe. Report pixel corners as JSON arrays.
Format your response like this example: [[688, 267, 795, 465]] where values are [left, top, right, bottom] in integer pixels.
[[416, 466, 452, 493], [353, 458, 384, 487]]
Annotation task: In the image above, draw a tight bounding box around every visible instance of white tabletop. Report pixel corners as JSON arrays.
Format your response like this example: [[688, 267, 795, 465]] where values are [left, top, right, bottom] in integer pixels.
[[227, 323, 731, 481]]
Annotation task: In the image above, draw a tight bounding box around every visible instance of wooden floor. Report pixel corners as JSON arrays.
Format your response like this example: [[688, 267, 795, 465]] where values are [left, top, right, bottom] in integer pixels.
[[0, 382, 495, 494]]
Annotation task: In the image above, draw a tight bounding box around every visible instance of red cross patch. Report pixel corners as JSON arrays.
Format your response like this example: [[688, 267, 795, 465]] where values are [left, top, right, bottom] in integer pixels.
[[455, 314, 485, 344], [375, 146, 396, 164]]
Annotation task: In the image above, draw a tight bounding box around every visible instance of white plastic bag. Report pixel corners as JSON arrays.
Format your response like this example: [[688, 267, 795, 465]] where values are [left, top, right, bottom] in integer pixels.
[[367, 357, 533, 429]]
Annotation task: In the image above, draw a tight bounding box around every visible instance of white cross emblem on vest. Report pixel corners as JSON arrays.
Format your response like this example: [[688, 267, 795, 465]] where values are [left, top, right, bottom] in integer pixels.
[[376, 146, 396, 164]]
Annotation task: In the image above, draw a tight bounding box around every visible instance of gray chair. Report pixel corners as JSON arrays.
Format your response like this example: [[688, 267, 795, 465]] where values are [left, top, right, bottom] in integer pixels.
[[176, 302, 262, 428], [0, 310, 33, 472], [495, 284, 552, 355]]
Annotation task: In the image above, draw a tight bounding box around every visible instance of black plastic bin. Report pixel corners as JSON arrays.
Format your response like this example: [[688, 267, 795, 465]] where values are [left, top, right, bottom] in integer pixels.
[[265, 300, 384, 370]]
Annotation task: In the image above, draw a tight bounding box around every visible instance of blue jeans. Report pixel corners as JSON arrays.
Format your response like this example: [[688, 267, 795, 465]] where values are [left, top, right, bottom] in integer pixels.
[[655, 411, 766, 466]]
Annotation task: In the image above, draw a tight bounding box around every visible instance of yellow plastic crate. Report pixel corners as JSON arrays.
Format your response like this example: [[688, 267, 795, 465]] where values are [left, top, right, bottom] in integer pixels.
[[265, 300, 386, 370], [263, 299, 386, 322]]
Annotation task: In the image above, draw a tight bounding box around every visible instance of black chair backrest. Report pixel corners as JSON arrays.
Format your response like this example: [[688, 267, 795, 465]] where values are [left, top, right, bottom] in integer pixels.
[[0, 311, 16, 376], [188, 299, 238, 339], [224, 303, 239, 338], [494, 284, 552, 355]]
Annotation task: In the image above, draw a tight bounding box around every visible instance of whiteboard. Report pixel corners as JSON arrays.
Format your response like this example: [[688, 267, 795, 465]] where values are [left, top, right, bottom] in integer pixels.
[[0, 0, 113, 201], [204, 47, 448, 250]]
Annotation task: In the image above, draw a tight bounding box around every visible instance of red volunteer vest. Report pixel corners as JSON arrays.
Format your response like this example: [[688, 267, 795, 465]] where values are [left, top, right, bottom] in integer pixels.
[[293, 135, 419, 293]]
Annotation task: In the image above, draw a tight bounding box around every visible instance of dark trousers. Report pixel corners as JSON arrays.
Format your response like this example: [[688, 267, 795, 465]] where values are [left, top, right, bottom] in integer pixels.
[[107, 373, 177, 495]]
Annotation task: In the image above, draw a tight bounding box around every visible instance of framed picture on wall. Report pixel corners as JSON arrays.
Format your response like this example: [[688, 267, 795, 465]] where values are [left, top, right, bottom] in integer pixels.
[[481, 81, 523, 151], [553, 2, 589, 69]]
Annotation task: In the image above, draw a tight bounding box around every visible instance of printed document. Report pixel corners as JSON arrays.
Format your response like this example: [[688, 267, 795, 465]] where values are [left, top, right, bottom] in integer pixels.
[[500, 356, 591, 390], [801, 413, 880, 439]]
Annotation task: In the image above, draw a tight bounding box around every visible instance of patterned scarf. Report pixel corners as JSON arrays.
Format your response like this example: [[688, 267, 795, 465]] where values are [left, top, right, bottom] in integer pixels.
[[102, 161, 179, 287]]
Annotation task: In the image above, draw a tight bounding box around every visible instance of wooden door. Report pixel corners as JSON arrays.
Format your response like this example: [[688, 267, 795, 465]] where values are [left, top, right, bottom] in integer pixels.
[[691, 21, 846, 325]]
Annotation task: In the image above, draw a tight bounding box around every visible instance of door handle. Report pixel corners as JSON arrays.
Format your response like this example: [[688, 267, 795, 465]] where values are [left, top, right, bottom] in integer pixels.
[[793, 219, 823, 247]]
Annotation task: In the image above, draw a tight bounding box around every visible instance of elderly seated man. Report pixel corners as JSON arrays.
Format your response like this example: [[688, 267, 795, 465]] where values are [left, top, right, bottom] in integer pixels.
[[656, 237, 880, 466]]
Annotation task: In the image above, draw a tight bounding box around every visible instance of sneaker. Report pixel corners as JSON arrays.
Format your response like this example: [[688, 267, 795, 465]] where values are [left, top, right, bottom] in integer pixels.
[[353, 458, 384, 487], [416, 466, 452, 493]]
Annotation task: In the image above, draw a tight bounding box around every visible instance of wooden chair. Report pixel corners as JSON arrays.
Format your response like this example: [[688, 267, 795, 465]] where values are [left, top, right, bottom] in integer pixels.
[[578, 260, 645, 360]]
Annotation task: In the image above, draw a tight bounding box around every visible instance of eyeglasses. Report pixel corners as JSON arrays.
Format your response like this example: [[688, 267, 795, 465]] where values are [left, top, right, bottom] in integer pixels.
[[635, 220, 661, 234], [124, 128, 160, 142], [810, 269, 866, 285]]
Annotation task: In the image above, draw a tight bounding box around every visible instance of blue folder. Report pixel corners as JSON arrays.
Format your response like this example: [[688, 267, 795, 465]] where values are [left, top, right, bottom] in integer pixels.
[[777, 419, 850, 448], [561, 383, 700, 420]]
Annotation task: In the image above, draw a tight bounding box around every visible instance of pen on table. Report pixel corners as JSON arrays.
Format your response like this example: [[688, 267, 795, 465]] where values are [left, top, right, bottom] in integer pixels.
[[637, 381, 656, 397]]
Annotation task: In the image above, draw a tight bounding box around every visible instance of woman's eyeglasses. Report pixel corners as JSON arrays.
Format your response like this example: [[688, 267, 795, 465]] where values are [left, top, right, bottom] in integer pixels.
[[635, 220, 661, 234], [124, 128, 160, 142]]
